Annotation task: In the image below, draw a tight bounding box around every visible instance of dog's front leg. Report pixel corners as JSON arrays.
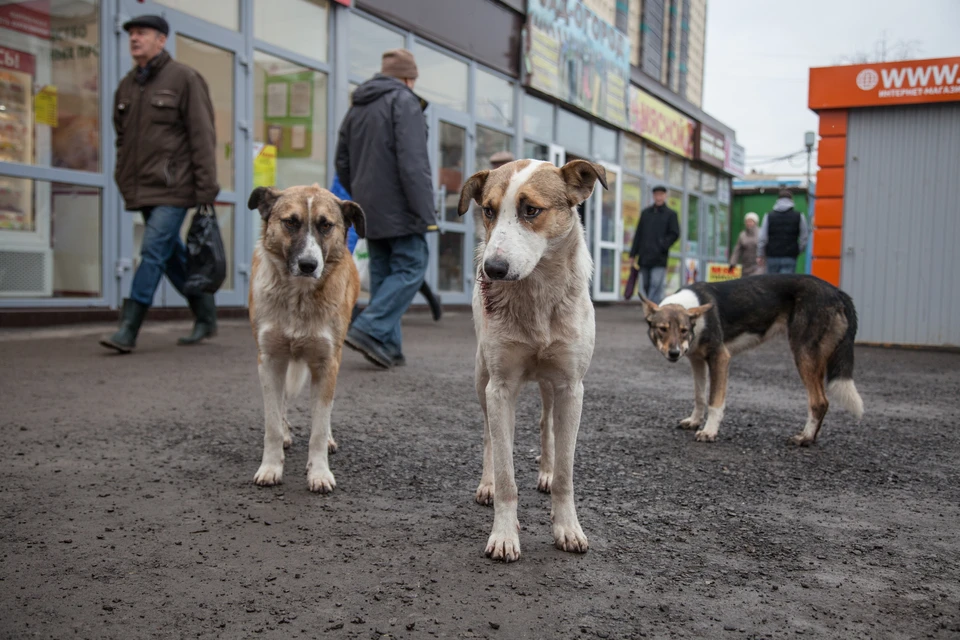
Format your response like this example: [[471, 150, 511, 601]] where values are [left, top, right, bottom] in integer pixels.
[[305, 355, 340, 493], [696, 348, 731, 443], [484, 376, 522, 562], [680, 356, 707, 430], [475, 352, 495, 505], [254, 354, 289, 486], [551, 379, 589, 553], [537, 381, 555, 493]]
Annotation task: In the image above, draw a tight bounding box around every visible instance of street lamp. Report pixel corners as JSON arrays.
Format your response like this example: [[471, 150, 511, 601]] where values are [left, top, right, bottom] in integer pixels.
[[804, 130, 815, 275]]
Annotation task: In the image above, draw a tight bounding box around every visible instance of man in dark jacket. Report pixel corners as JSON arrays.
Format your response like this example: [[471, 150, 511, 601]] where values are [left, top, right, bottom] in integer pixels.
[[628, 185, 680, 303], [335, 49, 437, 369], [100, 15, 219, 354], [757, 189, 808, 274]]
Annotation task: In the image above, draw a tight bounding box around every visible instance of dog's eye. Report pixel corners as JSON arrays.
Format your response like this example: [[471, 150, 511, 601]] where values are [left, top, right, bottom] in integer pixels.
[[283, 217, 301, 231], [523, 205, 543, 219], [658, 326, 668, 333], [680, 327, 689, 335], [482, 207, 495, 219], [318, 219, 334, 234]]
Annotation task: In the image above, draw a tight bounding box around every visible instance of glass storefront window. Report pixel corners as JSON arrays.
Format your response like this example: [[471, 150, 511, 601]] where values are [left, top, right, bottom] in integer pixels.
[[476, 69, 513, 128], [686, 194, 699, 254], [600, 166, 618, 243], [177, 36, 234, 192], [702, 170, 718, 195], [624, 136, 643, 173], [524, 141, 549, 161], [523, 94, 553, 141], [668, 156, 684, 187], [438, 121, 465, 222], [414, 45, 467, 112], [666, 256, 681, 294], [666, 188, 683, 253], [593, 126, 617, 164], [600, 248, 616, 294], [476, 126, 512, 172], [438, 232, 463, 293], [556, 108, 590, 154], [155, 0, 239, 30], [0, 0, 100, 172], [0, 180, 101, 298], [253, 52, 328, 190], [717, 204, 730, 260], [255, 0, 329, 62], [348, 15, 404, 80], [686, 167, 700, 191], [620, 176, 642, 297], [644, 146, 666, 181], [704, 202, 717, 256]]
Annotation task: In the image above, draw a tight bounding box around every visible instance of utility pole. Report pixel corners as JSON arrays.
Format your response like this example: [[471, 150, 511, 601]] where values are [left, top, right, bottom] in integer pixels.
[[804, 131, 815, 274]]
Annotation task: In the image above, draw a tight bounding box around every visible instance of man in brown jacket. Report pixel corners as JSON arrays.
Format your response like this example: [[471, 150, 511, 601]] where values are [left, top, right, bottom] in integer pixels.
[[101, 14, 220, 354]]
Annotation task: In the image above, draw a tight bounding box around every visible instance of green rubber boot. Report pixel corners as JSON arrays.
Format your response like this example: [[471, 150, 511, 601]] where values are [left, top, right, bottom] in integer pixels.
[[178, 294, 217, 345], [99, 299, 149, 354]]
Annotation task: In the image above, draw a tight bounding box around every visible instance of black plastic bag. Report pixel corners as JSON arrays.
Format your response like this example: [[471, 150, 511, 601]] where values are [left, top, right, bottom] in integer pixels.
[[183, 205, 227, 296]]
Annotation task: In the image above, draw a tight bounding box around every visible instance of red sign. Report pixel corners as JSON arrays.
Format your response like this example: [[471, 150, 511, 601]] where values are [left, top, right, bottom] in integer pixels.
[[332, 0, 351, 5], [0, 0, 52, 39], [809, 56, 960, 110], [0, 45, 36, 75]]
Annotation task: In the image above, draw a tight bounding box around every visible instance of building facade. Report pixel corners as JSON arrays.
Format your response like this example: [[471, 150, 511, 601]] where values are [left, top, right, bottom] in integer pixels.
[[0, 0, 741, 317], [808, 56, 960, 347], [627, 0, 706, 107]]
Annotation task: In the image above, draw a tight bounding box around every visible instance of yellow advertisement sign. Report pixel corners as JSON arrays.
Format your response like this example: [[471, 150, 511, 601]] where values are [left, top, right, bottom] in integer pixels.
[[34, 85, 58, 127], [253, 143, 277, 188], [628, 87, 696, 159], [706, 262, 741, 282]]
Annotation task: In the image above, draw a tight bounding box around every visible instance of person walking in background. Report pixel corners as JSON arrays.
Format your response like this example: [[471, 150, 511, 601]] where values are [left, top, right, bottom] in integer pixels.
[[627, 185, 680, 303], [100, 15, 219, 354], [331, 174, 442, 324], [758, 189, 808, 275], [335, 49, 437, 369], [730, 212, 763, 277]]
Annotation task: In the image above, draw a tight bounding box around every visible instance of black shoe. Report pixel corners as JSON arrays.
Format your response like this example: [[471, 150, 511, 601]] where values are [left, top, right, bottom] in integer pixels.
[[344, 327, 393, 369], [419, 282, 442, 322], [99, 299, 149, 354], [391, 353, 406, 367], [178, 293, 217, 345]]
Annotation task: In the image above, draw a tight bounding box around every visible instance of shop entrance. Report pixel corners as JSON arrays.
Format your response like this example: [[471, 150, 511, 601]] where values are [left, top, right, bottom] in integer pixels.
[[114, 0, 248, 308], [428, 106, 473, 306]]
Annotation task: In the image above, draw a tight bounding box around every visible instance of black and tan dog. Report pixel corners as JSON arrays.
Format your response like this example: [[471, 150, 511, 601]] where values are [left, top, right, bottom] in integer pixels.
[[642, 274, 864, 445], [247, 184, 364, 492]]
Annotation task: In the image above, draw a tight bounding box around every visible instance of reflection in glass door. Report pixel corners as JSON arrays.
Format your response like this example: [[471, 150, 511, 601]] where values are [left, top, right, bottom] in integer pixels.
[[432, 113, 472, 304], [592, 162, 621, 301]]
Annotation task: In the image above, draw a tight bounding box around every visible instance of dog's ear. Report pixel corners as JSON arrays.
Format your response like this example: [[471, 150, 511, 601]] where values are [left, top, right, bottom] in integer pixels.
[[686, 303, 714, 320], [458, 170, 490, 216], [560, 160, 608, 207], [339, 200, 366, 239], [641, 295, 659, 322], [248, 187, 280, 221]]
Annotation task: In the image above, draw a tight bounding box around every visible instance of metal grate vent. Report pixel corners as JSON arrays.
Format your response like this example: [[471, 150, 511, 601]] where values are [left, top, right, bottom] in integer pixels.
[[0, 250, 48, 295]]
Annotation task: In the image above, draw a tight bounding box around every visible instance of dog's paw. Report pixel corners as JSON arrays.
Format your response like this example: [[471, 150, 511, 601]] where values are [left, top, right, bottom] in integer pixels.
[[475, 481, 495, 506], [254, 463, 284, 486], [485, 532, 521, 562], [553, 522, 589, 554], [307, 468, 336, 493], [327, 437, 338, 454], [282, 418, 293, 449], [789, 433, 815, 447], [694, 429, 717, 443], [537, 471, 553, 494], [679, 416, 702, 430]]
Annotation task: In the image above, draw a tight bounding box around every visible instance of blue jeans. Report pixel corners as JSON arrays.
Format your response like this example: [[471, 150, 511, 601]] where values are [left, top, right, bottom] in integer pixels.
[[130, 205, 189, 306], [765, 257, 797, 274], [641, 266, 667, 304], [351, 234, 429, 358]]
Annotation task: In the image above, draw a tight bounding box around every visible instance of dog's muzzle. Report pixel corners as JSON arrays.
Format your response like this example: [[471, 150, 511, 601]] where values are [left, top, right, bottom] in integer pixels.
[[667, 349, 681, 362], [482, 257, 515, 281]]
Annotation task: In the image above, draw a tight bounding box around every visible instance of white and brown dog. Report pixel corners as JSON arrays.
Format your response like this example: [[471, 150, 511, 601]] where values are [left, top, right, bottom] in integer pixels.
[[457, 159, 607, 562], [247, 184, 364, 493]]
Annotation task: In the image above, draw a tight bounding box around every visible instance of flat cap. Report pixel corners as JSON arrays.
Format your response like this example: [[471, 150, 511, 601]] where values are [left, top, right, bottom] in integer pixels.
[[123, 14, 169, 36], [489, 151, 515, 166], [652, 185, 667, 193]]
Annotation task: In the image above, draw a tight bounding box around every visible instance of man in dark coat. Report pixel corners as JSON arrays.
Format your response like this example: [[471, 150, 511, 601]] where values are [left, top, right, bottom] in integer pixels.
[[757, 189, 808, 274], [335, 49, 437, 369], [628, 185, 680, 303]]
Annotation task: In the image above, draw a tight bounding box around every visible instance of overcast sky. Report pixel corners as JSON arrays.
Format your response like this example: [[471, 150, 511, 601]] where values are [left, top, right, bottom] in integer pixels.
[[702, 0, 959, 177]]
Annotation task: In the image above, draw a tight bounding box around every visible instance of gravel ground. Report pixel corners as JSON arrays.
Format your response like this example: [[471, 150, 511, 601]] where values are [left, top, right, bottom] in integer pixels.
[[1, 307, 958, 640]]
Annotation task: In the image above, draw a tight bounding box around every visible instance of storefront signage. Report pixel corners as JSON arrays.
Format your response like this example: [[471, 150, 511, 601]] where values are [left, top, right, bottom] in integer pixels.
[[524, 0, 631, 129], [707, 262, 740, 282], [809, 56, 960, 109], [0, 45, 36, 74], [332, 0, 351, 5], [0, 0, 51, 39], [724, 139, 745, 178], [695, 123, 726, 169], [628, 86, 695, 158]]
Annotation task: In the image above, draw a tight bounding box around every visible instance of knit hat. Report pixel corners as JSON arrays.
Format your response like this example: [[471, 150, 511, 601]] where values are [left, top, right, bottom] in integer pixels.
[[778, 189, 793, 199], [744, 212, 759, 225], [381, 49, 418, 80], [489, 151, 514, 167]]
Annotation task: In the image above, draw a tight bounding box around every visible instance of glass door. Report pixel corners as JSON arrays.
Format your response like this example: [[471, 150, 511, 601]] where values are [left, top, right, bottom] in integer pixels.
[[115, 0, 247, 308], [592, 162, 621, 301], [429, 106, 473, 305]]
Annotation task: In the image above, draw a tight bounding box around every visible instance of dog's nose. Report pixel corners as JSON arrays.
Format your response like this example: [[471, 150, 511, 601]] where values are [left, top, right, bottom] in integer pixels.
[[298, 258, 319, 274], [668, 349, 681, 360], [483, 258, 510, 281]]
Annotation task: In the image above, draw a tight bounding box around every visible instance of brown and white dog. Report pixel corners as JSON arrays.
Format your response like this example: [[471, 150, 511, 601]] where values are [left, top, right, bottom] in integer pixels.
[[458, 159, 606, 562], [247, 184, 365, 493]]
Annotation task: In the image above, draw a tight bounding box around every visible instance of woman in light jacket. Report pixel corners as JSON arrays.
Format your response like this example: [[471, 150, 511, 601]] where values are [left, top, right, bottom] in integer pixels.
[[730, 212, 763, 276]]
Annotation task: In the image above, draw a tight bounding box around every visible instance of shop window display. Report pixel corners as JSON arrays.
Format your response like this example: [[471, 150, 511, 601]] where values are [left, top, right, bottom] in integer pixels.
[[255, 0, 329, 62], [668, 156, 684, 187], [644, 145, 666, 181], [623, 136, 642, 173], [523, 141, 549, 161], [476, 69, 513, 128], [476, 126, 512, 171], [619, 176, 642, 297]]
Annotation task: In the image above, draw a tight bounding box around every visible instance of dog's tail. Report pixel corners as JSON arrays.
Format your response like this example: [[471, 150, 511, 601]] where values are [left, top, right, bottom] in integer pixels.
[[826, 290, 864, 419], [285, 361, 310, 399]]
